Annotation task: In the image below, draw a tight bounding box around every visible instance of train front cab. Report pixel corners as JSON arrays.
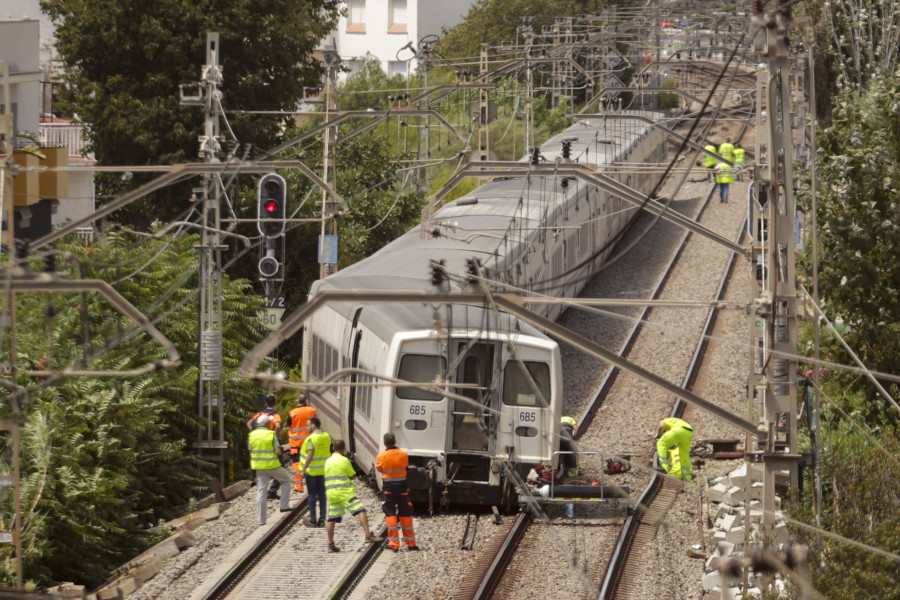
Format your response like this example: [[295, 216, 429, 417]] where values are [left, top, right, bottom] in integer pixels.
[[390, 332, 562, 509]]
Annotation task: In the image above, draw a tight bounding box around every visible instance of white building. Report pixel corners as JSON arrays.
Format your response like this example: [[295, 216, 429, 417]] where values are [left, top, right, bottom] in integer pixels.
[[0, 3, 96, 238], [334, 0, 476, 78]]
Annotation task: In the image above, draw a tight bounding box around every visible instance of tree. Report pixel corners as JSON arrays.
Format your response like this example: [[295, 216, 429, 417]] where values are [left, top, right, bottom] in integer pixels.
[[41, 0, 341, 227], [799, 71, 900, 427], [0, 232, 270, 587], [436, 0, 604, 61]]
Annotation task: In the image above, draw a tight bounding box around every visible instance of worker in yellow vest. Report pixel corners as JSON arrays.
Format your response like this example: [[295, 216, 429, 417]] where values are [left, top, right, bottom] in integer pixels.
[[715, 162, 733, 203], [322, 439, 384, 552], [302, 417, 332, 528], [249, 415, 292, 525], [733, 147, 746, 180], [717, 139, 735, 162], [702, 144, 717, 181], [656, 418, 694, 481]]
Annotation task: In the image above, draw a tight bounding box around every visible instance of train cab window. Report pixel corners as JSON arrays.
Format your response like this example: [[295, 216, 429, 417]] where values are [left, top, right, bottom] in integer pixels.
[[502, 360, 551, 407], [397, 354, 447, 401]]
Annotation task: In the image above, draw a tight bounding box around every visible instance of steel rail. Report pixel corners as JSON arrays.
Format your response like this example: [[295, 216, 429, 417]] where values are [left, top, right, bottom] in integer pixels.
[[599, 214, 748, 599]]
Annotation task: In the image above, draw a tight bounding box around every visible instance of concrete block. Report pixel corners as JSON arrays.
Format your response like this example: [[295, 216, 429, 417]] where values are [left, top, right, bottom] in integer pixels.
[[707, 482, 729, 503], [725, 525, 746, 546], [725, 485, 744, 504], [130, 556, 165, 583], [714, 503, 732, 522], [197, 502, 229, 522], [706, 586, 741, 600], [712, 530, 727, 544], [54, 585, 86, 599], [171, 516, 205, 532], [96, 587, 122, 600], [727, 464, 749, 488], [702, 569, 723, 591], [147, 540, 180, 560], [223, 479, 251, 501], [171, 531, 197, 551], [715, 512, 738, 532], [116, 577, 137, 596], [743, 584, 762, 598]]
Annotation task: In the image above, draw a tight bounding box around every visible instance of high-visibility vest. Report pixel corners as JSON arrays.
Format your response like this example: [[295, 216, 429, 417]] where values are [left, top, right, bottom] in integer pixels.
[[715, 163, 733, 184], [717, 142, 735, 162], [324, 453, 356, 503], [287, 405, 316, 453], [305, 431, 332, 476], [249, 428, 280, 471], [251, 408, 281, 431], [702, 145, 717, 168], [733, 148, 745, 165], [660, 417, 692, 434], [376, 447, 409, 486]]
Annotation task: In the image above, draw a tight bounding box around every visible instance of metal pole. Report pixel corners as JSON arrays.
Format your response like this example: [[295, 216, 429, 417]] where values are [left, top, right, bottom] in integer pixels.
[[188, 33, 227, 483]]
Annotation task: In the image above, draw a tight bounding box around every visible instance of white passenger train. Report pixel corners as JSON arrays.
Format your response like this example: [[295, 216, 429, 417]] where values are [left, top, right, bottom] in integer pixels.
[[302, 112, 666, 508]]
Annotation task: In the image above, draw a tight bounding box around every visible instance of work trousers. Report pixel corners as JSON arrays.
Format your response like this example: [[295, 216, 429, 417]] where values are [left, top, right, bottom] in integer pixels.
[[657, 427, 694, 482], [305, 473, 327, 523], [382, 486, 416, 549], [289, 450, 304, 492], [256, 467, 291, 525]]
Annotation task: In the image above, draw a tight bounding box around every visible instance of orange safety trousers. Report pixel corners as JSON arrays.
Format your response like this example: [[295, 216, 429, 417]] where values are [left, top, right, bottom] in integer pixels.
[[289, 449, 305, 492], [382, 487, 416, 549]]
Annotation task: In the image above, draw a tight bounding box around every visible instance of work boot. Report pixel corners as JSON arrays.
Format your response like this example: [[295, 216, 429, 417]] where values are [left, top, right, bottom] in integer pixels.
[[328, 543, 340, 553], [303, 519, 318, 528], [317, 519, 325, 528], [365, 535, 384, 543]]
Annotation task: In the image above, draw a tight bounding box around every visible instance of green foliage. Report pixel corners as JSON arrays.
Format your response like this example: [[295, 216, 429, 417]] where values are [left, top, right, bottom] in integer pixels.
[[0, 232, 269, 587], [658, 79, 680, 110], [797, 72, 900, 428], [436, 0, 605, 60], [41, 0, 341, 227], [787, 424, 900, 599]]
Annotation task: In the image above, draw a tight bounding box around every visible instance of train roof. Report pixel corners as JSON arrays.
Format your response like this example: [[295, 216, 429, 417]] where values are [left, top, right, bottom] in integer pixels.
[[307, 111, 662, 344]]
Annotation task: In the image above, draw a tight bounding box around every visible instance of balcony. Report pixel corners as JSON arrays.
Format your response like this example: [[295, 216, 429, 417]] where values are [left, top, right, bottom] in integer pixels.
[[38, 121, 95, 161]]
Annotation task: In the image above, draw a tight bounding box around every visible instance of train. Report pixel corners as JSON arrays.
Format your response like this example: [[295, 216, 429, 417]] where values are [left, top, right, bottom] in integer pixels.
[[301, 111, 667, 509]]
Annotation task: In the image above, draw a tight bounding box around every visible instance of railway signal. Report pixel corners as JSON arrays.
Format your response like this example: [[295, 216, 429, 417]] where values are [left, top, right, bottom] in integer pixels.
[[257, 173, 286, 238]]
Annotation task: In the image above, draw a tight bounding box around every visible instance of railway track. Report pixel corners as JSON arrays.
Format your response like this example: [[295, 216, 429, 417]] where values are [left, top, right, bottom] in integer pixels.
[[599, 217, 747, 599]]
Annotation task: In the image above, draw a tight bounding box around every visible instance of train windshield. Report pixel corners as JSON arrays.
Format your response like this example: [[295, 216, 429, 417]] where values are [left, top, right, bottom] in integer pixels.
[[502, 360, 551, 407], [396, 354, 446, 401]]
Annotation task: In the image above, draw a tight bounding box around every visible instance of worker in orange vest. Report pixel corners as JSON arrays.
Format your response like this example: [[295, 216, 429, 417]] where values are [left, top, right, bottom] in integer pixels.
[[375, 433, 419, 552], [286, 393, 317, 492]]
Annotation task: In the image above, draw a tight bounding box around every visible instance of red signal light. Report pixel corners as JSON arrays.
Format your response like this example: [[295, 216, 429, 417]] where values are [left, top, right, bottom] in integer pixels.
[[265, 200, 279, 214]]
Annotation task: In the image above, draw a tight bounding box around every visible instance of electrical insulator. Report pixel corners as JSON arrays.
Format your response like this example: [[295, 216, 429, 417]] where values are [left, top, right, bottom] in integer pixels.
[[430, 259, 447, 287], [466, 258, 482, 287]]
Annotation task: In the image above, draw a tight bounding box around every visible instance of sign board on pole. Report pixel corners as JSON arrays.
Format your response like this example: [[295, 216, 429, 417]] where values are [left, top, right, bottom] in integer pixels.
[[606, 74, 624, 98], [0, 533, 14, 544], [259, 308, 285, 330], [318, 235, 338, 264]]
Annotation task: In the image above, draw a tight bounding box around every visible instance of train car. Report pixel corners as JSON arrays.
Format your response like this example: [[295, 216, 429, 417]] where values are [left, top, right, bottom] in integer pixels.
[[302, 111, 666, 508]]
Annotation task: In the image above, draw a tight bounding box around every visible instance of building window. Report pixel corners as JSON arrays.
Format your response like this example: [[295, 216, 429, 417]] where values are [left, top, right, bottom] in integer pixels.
[[388, 0, 407, 33], [347, 0, 366, 33]]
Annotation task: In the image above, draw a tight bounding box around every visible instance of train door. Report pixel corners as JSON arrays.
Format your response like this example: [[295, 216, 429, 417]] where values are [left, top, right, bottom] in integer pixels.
[[341, 308, 363, 446], [450, 341, 498, 455]]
